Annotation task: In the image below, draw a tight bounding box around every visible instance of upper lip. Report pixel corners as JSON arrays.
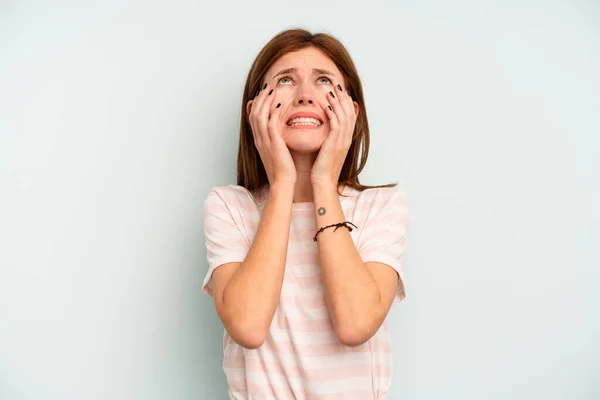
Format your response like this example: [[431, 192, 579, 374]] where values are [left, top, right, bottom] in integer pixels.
[[286, 112, 324, 125]]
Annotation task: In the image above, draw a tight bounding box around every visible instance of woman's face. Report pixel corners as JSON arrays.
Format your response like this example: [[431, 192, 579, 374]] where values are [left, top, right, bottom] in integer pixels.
[[250, 47, 355, 154]]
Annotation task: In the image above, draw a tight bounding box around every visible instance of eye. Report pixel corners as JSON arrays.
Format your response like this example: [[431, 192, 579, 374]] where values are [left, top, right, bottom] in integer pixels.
[[277, 75, 333, 86]]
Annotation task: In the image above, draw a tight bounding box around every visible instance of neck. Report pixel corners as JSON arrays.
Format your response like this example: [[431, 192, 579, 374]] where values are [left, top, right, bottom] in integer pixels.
[[288, 151, 333, 203], [292, 151, 315, 203]]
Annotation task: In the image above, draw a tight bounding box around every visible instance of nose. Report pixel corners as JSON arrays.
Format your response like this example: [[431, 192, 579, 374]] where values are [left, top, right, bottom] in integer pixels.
[[294, 82, 315, 105]]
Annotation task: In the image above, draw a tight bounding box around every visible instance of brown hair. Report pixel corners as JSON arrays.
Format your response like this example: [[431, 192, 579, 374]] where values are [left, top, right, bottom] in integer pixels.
[[237, 28, 397, 195]]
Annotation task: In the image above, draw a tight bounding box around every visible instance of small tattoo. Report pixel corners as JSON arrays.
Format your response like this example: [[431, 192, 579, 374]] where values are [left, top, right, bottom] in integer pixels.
[[317, 207, 326, 216]]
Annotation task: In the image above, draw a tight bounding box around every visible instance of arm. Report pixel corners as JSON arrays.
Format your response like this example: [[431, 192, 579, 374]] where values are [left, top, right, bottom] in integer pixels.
[[312, 182, 404, 347], [210, 183, 294, 349]]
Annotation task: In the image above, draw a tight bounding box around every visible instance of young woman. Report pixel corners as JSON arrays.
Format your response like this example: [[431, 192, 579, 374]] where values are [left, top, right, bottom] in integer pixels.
[[202, 28, 410, 400]]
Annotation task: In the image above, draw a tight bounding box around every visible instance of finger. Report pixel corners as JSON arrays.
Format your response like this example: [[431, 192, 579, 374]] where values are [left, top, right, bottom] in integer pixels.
[[245, 100, 264, 151], [249, 82, 270, 123], [334, 83, 354, 119], [248, 84, 266, 145], [322, 100, 339, 135], [249, 122, 262, 152], [333, 83, 356, 144], [328, 90, 346, 133], [267, 101, 283, 141], [257, 84, 276, 144]]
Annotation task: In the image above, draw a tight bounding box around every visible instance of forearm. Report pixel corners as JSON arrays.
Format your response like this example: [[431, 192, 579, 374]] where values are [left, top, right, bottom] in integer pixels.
[[223, 183, 294, 337], [312, 183, 381, 341]]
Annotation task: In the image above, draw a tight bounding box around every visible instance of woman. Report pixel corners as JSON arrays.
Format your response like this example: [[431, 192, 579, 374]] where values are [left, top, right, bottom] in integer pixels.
[[202, 28, 410, 400]]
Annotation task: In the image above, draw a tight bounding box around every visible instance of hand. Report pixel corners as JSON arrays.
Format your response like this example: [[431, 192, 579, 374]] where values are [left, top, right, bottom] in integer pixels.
[[247, 84, 297, 185], [311, 83, 359, 186]]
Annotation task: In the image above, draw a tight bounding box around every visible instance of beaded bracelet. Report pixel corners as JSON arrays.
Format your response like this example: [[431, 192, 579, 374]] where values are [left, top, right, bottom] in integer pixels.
[[313, 221, 358, 242]]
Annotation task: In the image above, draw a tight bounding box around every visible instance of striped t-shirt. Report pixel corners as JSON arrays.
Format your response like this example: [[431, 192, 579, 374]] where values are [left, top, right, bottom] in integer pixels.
[[202, 183, 410, 399]]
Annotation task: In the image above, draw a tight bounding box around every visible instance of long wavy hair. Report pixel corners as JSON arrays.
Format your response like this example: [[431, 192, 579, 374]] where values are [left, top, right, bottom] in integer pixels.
[[237, 28, 397, 195]]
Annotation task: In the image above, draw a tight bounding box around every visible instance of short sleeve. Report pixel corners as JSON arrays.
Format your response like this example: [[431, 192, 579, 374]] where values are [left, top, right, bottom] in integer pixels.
[[202, 188, 251, 297], [357, 189, 410, 303]]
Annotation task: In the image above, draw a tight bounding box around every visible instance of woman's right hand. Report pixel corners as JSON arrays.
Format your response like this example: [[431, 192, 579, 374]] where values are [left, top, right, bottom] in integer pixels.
[[247, 84, 297, 185]]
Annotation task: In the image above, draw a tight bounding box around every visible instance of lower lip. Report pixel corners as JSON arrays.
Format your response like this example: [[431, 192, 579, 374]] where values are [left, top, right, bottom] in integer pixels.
[[286, 124, 323, 129]]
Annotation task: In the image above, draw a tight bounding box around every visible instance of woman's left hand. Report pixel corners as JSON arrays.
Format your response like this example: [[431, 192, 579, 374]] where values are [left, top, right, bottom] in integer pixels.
[[311, 84, 358, 187]]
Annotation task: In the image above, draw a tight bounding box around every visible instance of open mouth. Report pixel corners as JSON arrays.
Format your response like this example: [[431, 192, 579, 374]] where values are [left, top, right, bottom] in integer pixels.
[[286, 117, 323, 127]]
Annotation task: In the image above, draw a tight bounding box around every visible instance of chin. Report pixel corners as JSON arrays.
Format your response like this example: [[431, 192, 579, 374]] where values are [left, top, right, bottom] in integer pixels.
[[282, 124, 328, 152]]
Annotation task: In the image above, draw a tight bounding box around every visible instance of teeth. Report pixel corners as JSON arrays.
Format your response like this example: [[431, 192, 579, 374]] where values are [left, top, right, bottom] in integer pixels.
[[287, 117, 322, 126]]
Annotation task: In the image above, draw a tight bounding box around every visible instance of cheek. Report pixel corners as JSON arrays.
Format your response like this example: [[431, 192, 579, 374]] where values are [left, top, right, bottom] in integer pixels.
[[278, 91, 295, 103], [275, 86, 331, 103], [274, 91, 295, 110], [319, 86, 334, 97], [273, 85, 294, 96]]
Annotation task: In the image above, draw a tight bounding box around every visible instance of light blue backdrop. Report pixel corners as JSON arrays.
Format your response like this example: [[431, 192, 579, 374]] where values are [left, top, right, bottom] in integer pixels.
[[1, 0, 598, 399]]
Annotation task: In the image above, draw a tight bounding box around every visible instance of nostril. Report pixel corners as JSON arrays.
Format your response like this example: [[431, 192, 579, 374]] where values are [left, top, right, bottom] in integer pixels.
[[308, 100, 313, 104], [298, 100, 303, 104]]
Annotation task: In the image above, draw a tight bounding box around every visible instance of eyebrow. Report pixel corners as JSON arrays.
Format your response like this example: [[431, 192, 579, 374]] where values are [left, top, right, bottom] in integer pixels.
[[271, 68, 337, 79]]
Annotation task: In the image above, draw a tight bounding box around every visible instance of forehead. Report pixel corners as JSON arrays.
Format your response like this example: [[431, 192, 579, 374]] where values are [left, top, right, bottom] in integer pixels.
[[266, 47, 342, 77]]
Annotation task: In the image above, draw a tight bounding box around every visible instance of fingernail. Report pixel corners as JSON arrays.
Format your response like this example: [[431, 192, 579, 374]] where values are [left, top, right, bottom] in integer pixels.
[[328, 105, 332, 111], [254, 89, 260, 97], [329, 91, 335, 98], [268, 89, 273, 95], [337, 84, 343, 91], [276, 103, 281, 108], [263, 83, 268, 89]]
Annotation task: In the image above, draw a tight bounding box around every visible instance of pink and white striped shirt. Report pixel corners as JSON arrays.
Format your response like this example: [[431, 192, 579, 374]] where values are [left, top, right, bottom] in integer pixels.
[[202, 183, 410, 399]]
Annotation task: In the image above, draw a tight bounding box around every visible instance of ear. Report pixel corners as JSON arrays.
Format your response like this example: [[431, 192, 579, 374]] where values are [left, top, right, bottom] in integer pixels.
[[353, 101, 360, 117], [246, 100, 254, 121]]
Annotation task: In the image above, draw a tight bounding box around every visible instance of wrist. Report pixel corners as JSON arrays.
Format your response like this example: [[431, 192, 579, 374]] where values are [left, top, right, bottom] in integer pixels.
[[268, 182, 295, 198], [311, 180, 339, 193]]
